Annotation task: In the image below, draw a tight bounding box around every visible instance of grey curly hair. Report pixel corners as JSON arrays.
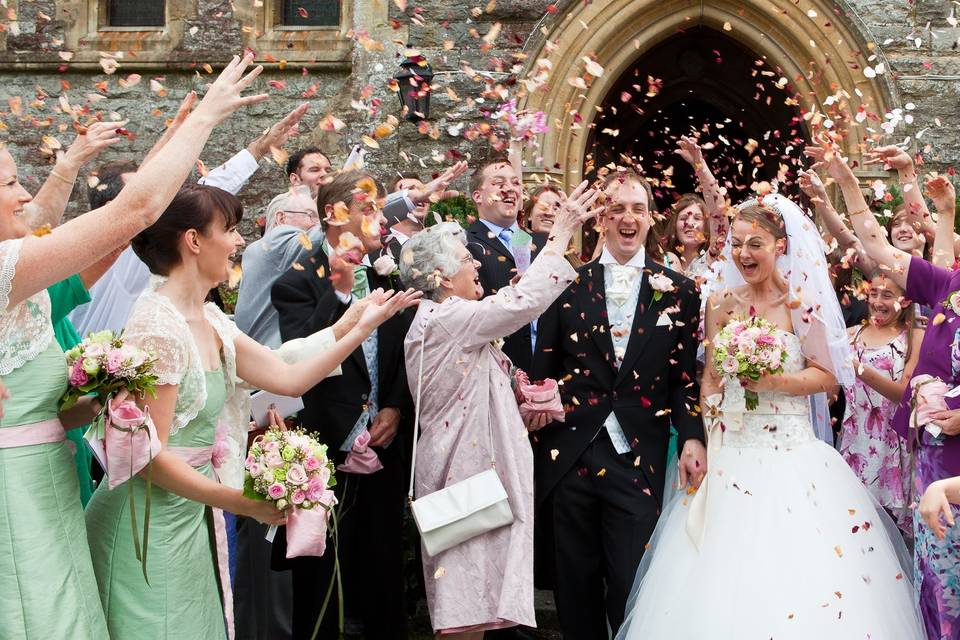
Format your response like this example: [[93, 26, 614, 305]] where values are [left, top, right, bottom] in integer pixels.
[[398, 222, 469, 301]]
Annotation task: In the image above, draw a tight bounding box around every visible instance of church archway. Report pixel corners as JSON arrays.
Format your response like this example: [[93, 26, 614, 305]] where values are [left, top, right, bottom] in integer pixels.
[[518, 0, 899, 194], [587, 26, 807, 207]]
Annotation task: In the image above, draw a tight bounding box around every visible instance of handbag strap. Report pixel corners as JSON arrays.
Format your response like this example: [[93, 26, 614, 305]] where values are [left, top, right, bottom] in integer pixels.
[[408, 314, 497, 502]]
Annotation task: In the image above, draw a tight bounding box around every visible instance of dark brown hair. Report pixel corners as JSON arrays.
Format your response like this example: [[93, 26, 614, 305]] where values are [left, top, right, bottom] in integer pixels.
[[469, 156, 512, 195], [132, 184, 243, 276], [317, 170, 386, 231], [87, 160, 138, 210], [664, 194, 709, 252]]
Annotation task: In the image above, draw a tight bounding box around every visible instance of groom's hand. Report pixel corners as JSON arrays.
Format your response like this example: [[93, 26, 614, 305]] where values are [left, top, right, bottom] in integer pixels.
[[679, 439, 707, 490]]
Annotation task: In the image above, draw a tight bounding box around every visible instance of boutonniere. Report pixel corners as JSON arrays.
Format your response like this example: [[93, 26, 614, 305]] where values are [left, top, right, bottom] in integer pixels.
[[945, 291, 960, 316], [373, 254, 398, 277], [648, 272, 675, 303]]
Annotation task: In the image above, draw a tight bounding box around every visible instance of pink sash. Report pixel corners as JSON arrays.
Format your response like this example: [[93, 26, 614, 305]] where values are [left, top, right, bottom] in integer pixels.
[[0, 419, 66, 448], [168, 444, 235, 640]]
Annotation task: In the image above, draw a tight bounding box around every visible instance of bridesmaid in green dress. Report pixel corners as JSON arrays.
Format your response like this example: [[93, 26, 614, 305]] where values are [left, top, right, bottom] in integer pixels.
[[0, 54, 267, 639], [84, 184, 420, 639]]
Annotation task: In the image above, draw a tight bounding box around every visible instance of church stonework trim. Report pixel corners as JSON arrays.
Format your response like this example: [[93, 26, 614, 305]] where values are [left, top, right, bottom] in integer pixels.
[[518, 0, 899, 190]]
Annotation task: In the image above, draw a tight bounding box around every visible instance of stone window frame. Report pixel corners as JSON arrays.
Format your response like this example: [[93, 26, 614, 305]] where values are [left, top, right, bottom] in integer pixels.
[[237, 0, 352, 64], [57, 0, 190, 64], [47, 1, 352, 68]]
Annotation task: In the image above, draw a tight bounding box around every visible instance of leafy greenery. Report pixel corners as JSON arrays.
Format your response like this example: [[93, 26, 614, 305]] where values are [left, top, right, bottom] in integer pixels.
[[219, 285, 239, 314], [424, 195, 477, 229]]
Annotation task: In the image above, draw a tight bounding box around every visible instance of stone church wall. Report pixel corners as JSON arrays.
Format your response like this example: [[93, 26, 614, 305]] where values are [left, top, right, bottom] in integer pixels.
[[0, 0, 956, 237]]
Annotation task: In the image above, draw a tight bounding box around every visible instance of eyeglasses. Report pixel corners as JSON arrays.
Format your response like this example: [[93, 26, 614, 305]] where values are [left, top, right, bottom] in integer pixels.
[[284, 210, 320, 221]]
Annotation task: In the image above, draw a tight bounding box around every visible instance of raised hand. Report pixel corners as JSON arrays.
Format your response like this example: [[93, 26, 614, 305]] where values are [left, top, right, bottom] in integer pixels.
[[863, 145, 914, 172], [408, 161, 470, 204], [61, 120, 127, 170], [358, 288, 423, 331], [798, 169, 828, 204], [803, 135, 854, 186], [247, 103, 309, 161], [552, 180, 601, 235], [926, 173, 956, 207], [676, 136, 705, 169], [192, 53, 268, 126]]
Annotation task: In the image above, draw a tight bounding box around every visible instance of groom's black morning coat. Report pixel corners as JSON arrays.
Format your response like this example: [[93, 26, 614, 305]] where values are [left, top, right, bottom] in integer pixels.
[[532, 258, 704, 506]]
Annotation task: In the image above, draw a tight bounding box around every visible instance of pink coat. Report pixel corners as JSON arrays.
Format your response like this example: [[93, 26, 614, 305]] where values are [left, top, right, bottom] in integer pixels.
[[404, 251, 576, 632]]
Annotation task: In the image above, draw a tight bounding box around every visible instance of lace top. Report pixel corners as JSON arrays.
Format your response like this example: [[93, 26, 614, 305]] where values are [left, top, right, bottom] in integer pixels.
[[124, 289, 249, 487], [0, 239, 55, 376], [721, 330, 817, 449]]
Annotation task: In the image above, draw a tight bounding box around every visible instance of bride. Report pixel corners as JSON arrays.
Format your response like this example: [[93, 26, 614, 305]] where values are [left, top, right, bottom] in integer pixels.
[[617, 194, 924, 639]]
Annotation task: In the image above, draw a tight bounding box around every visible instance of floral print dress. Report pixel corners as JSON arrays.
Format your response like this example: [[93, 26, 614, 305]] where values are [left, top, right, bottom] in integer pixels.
[[840, 329, 913, 537]]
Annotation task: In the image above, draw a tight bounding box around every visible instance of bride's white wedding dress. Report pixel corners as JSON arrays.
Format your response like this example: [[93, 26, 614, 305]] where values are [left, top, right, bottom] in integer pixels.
[[617, 329, 924, 639]]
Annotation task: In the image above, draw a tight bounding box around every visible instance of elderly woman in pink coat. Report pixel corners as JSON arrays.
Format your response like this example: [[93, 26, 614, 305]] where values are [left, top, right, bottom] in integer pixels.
[[400, 183, 598, 639]]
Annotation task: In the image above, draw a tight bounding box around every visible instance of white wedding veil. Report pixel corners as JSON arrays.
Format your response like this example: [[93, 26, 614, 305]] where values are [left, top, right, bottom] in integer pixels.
[[702, 192, 854, 443]]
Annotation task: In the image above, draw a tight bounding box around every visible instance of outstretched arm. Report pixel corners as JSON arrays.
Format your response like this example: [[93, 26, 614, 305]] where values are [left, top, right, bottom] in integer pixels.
[[236, 289, 420, 397], [927, 174, 957, 269], [805, 136, 911, 290], [8, 54, 268, 309], [24, 121, 125, 230], [798, 168, 877, 274], [864, 146, 934, 242], [134, 385, 286, 525], [677, 136, 728, 258]]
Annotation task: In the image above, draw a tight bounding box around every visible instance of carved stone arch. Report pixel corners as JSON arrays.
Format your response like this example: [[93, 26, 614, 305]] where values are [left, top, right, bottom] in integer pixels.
[[518, 0, 899, 189]]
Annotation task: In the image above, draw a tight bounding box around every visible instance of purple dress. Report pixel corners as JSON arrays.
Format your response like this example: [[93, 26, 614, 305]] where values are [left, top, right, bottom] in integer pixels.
[[894, 256, 960, 640]]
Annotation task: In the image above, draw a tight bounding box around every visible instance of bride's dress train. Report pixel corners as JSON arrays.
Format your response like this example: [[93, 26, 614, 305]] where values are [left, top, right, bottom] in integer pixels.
[[617, 330, 923, 639]]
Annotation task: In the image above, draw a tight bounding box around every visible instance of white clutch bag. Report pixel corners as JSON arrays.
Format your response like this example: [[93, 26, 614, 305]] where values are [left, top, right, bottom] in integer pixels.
[[408, 321, 514, 558], [411, 468, 514, 557]]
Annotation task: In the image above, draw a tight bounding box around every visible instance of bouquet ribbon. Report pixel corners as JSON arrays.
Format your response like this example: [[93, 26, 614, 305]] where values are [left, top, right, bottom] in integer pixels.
[[336, 430, 383, 475], [169, 425, 235, 640], [285, 490, 338, 559], [86, 398, 161, 586]]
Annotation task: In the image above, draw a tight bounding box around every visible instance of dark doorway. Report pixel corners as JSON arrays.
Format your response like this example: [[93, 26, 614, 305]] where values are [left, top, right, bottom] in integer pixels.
[[586, 27, 808, 210]]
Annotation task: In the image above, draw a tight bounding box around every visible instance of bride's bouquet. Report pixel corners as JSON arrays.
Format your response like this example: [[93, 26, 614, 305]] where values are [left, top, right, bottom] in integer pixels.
[[244, 427, 338, 558], [61, 329, 160, 581], [712, 317, 788, 410]]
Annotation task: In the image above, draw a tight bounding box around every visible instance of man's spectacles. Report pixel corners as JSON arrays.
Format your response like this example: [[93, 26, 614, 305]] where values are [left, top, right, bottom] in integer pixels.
[[284, 210, 320, 221]]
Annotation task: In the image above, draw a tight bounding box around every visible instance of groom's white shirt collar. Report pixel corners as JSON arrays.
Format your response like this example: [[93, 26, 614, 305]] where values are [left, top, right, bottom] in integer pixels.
[[599, 246, 645, 269]]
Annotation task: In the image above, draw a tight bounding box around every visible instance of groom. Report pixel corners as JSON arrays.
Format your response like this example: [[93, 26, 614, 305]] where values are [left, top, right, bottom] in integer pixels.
[[532, 168, 707, 638]]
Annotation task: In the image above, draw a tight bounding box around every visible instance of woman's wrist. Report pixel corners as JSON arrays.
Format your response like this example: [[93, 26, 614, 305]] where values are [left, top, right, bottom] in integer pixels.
[[54, 155, 82, 178]]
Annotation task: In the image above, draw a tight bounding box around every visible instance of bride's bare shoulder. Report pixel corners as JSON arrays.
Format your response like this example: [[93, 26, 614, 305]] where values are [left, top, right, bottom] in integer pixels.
[[706, 286, 748, 314]]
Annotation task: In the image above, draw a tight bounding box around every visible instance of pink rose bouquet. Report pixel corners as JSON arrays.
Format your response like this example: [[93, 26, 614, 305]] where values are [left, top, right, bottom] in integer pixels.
[[61, 330, 159, 582], [244, 428, 338, 558], [712, 317, 788, 410], [61, 330, 158, 416]]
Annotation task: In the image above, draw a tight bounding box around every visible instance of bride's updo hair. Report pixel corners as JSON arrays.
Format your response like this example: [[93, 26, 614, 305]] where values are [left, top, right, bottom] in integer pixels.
[[735, 202, 787, 242], [132, 184, 243, 276]]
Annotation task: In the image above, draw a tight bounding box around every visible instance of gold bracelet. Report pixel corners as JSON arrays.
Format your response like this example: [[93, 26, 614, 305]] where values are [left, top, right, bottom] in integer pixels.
[[848, 207, 871, 217], [48, 170, 74, 186]]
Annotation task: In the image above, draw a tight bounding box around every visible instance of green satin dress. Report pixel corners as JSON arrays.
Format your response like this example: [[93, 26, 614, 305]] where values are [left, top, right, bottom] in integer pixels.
[[85, 369, 227, 639], [0, 338, 109, 638]]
